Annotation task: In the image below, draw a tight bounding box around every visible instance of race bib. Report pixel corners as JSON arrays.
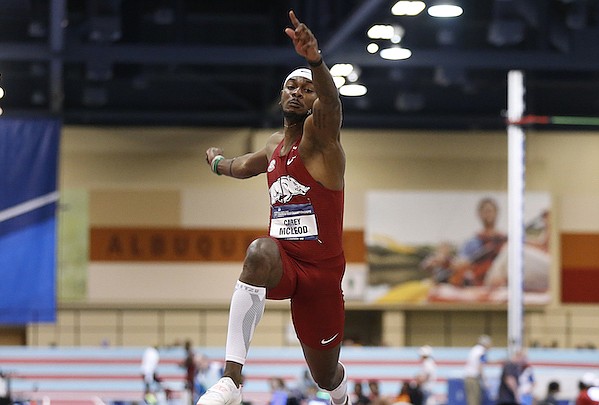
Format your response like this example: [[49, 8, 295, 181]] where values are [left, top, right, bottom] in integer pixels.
[[270, 203, 318, 240]]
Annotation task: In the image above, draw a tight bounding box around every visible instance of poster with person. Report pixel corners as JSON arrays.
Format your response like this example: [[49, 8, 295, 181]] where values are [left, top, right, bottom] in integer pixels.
[[365, 191, 551, 304]]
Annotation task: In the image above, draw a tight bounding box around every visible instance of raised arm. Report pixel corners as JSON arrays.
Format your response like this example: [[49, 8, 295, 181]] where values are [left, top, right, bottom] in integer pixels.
[[284, 10, 342, 144]]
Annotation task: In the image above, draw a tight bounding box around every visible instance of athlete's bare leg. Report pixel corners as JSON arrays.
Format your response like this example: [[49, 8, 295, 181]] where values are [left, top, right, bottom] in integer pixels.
[[301, 342, 343, 390], [303, 342, 349, 404]]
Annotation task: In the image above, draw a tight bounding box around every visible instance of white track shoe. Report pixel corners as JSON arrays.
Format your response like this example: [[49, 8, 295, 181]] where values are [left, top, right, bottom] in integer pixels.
[[196, 377, 242, 405]]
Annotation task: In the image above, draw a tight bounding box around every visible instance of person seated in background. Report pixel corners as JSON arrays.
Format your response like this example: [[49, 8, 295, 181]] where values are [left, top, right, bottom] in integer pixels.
[[538, 381, 560, 405], [269, 377, 289, 405], [368, 380, 383, 405], [407, 377, 424, 405], [392, 381, 412, 404], [351, 381, 371, 405], [576, 373, 599, 405]]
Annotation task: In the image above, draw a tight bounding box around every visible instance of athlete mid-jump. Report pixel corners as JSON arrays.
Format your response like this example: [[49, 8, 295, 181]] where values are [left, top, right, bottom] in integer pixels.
[[198, 9, 350, 405]]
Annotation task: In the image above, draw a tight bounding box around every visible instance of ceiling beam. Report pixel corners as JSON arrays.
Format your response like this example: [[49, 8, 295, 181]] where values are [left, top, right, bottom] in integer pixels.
[[3, 41, 599, 72], [321, 0, 388, 56]]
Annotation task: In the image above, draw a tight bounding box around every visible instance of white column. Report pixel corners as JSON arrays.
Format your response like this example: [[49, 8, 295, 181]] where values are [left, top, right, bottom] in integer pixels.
[[506, 70, 525, 356]]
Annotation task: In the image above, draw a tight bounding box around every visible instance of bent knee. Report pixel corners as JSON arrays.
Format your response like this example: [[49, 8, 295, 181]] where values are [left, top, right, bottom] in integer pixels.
[[241, 238, 282, 286], [245, 238, 279, 263]]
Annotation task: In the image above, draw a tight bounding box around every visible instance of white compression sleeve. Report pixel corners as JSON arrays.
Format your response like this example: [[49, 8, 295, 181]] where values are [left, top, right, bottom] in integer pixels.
[[225, 280, 266, 365], [324, 362, 349, 405]]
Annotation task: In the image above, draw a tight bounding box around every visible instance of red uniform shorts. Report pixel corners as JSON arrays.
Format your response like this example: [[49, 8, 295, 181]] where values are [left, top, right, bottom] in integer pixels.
[[267, 238, 346, 350]]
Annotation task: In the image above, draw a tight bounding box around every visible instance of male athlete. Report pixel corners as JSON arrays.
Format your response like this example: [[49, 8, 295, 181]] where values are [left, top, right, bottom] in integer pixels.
[[198, 9, 349, 405]]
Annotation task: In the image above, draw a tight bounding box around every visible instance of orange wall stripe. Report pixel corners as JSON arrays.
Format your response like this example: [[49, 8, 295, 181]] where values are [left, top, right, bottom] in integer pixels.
[[561, 233, 599, 268], [90, 227, 365, 263], [561, 233, 599, 303]]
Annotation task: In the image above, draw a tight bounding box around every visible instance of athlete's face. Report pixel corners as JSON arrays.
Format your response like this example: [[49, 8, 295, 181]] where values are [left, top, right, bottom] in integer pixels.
[[281, 76, 317, 117]]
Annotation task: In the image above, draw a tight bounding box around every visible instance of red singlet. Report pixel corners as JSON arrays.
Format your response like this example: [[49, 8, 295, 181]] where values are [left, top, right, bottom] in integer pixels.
[[266, 136, 346, 349]]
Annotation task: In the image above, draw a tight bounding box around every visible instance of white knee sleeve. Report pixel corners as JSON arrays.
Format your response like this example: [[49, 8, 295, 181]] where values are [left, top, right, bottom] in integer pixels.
[[225, 281, 266, 365]]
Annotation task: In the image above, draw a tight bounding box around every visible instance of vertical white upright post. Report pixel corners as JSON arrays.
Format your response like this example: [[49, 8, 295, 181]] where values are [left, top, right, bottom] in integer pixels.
[[506, 70, 525, 356]]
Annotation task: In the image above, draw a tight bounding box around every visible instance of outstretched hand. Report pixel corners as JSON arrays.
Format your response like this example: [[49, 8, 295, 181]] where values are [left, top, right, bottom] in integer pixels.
[[206, 147, 223, 165], [284, 10, 321, 63]]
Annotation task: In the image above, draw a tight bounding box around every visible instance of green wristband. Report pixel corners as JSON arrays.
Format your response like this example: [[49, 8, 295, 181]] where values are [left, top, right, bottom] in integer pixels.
[[211, 155, 224, 175]]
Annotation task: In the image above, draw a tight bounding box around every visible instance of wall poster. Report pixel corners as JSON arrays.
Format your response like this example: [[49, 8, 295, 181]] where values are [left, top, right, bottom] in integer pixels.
[[365, 191, 551, 305]]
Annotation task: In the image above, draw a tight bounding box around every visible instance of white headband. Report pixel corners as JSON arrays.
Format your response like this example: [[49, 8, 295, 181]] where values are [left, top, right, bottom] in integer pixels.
[[283, 68, 312, 87]]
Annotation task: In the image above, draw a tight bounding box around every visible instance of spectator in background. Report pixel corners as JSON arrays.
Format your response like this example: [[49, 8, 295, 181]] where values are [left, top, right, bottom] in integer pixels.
[[393, 381, 412, 404], [408, 377, 424, 405], [196, 354, 225, 397], [497, 350, 525, 405], [538, 381, 560, 405], [576, 373, 599, 405], [368, 380, 383, 405], [351, 381, 371, 405], [418, 345, 437, 405], [518, 355, 535, 405], [269, 377, 289, 405], [140, 345, 161, 402], [0, 370, 12, 405], [464, 335, 492, 405], [284, 367, 316, 404], [589, 385, 599, 405], [180, 340, 197, 404]]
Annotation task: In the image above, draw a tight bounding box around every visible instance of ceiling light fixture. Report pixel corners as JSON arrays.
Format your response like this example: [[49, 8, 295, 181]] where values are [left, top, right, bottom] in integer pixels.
[[367, 43, 380, 53], [332, 76, 346, 88], [391, 25, 405, 44], [428, 4, 464, 18], [367, 24, 396, 40], [392, 1, 426, 16], [347, 70, 360, 83], [380, 47, 412, 60], [339, 84, 367, 97], [330, 64, 355, 77]]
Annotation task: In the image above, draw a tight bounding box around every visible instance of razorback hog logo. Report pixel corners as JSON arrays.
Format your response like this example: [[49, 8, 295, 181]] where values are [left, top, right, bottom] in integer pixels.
[[269, 175, 310, 204]]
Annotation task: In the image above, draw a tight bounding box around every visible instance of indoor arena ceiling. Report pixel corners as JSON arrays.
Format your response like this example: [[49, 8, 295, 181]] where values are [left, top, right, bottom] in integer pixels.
[[1, 0, 599, 130]]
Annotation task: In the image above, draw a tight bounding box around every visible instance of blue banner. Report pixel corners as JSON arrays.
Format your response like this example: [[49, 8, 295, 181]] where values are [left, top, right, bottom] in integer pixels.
[[0, 118, 60, 324]]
